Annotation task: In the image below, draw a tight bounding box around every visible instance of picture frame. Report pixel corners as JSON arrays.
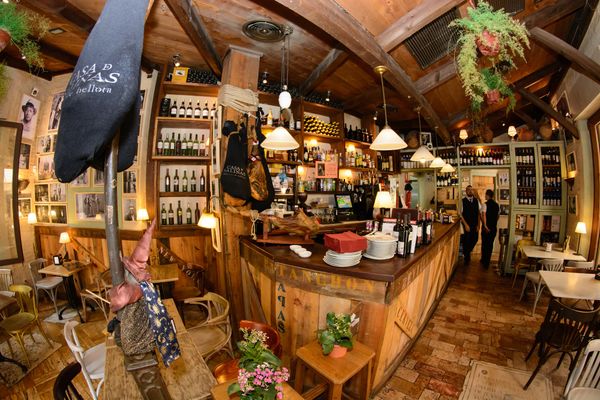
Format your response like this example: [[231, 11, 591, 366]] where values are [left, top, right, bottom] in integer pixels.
[[37, 154, 56, 180], [568, 195, 578, 215], [123, 170, 137, 194], [420, 132, 432, 149], [51, 133, 58, 153], [34, 184, 49, 202], [49, 205, 67, 224], [75, 192, 106, 221], [566, 151, 577, 178], [93, 169, 105, 186], [49, 182, 67, 202], [19, 143, 31, 169], [213, 106, 222, 141], [210, 178, 220, 213], [48, 92, 65, 131], [70, 169, 90, 187], [499, 188, 510, 202], [315, 161, 337, 178], [20, 94, 41, 141], [18, 198, 31, 216], [122, 198, 137, 222], [211, 140, 221, 178], [37, 135, 52, 154], [499, 204, 509, 216], [497, 171, 509, 188], [35, 204, 50, 223]]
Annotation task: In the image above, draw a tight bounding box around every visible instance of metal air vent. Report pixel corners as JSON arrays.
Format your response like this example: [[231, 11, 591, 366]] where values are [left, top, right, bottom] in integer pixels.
[[405, 8, 460, 70], [242, 20, 292, 42], [480, 0, 525, 14]]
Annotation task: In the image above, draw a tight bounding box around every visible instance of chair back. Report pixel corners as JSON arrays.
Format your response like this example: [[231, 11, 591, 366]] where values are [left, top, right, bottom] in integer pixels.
[[515, 239, 536, 261], [567, 261, 595, 270], [181, 264, 206, 295], [29, 258, 48, 285], [0, 268, 14, 292], [53, 362, 84, 400], [9, 284, 38, 318], [240, 320, 282, 357], [539, 258, 564, 272], [541, 299, 599, 353], [565, 338, 600, 394], [185, 292, 229, 324], [63, 320, 86, 365]]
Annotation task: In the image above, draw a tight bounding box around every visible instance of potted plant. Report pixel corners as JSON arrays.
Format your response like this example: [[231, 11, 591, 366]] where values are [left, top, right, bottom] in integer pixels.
[[0, 3, 50, 67], [317, 312, 355, 358], [228, 328, 290, 400], [450, 0, 529, 111]]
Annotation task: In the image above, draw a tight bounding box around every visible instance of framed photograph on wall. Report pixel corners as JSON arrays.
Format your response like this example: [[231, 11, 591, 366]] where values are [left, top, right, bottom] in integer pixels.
[[497, 171, 509, 188], [48, 92, 65, 131], [123, 198, 137, 222], [37, 135, 52, 154], [49, 205, 67, 224], [499, 204, 510, 216], [499, 188, 510, 202], [19, 143, 31, 169], [75, 192, 106, 221], [35, 205, 50, 223], [18, 198, 31, 216], [19, 94, 41, 141], [123, 170, 137, 194], [49, 182, 67, 202], [568, 195, 578, 215], [566, 151, 577, 177], [37, 154, 56, 180], [34, 184, 49, 202], [70, 169, 90, 187], [420, 132, 432, 149], [93, 169, 105, 186]]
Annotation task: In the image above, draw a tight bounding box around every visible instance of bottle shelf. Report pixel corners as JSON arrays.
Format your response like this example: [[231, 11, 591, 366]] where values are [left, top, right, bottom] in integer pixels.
[[265, 159, 301, 165], [156, 116, 212, 125], [460, 164, 510, 169], [162, 82, 219, 96], [158, 224, 205, 231], [340, 166, 375, 172], [153, 156, 210, 163], [159, 192, 209, 197], [262, 127, 302, 135], [303, 132, 341, 141], [343, 138, 372, 147]]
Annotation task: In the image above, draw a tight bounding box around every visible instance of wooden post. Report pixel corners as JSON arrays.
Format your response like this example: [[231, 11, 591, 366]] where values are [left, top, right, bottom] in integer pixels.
[[104, 135, 124, 286]]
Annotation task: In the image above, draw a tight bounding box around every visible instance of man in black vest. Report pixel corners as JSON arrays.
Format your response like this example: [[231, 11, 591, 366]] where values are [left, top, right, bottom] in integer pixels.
[[460, 185, 480, 265], [480, 189, 500, 268]]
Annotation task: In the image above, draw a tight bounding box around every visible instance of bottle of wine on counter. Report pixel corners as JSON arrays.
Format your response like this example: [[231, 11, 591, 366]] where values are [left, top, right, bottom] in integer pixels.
[[182, 170, 188, 192], [161, 203, 167, 225], [168, 203, 174, 225], [393, 216, 401, 241], [176, 200, 183, 225], [178, 102, 186, 118], [400, 215, 412, 257], [202, 102, 209, 119], [173, 169, 180, 192], [199, 170, 206, 192], [191, 170, 197, 192], [186, 100, 193, 118], [194, 101, 201, 118], [170, 101, 178, 117], [194, 202, 200, 224], [164, 168, 171, 192], [186, 202, 192, 224]]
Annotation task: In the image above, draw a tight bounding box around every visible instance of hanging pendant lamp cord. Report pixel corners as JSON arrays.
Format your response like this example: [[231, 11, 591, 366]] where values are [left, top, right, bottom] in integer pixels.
[[379, 71, 389, 126]]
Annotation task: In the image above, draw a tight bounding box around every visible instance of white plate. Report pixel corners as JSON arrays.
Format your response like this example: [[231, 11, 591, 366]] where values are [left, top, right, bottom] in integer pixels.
[[323, 256, 361, 268], [363, 252, 395, 261], [326, 250, 363, 258], [324, 254, 362, 262]]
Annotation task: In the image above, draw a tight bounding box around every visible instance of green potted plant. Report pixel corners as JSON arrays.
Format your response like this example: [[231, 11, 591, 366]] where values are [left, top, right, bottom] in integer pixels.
[[0, 3, 50, 68], [317, 312, 355, 358], [450, 0, 529, 111], [228, 328, 290, 400]]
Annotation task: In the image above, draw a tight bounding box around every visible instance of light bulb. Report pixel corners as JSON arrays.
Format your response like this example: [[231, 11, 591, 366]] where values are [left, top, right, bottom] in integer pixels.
[[459, 129, 468, 140], [278, 90, 292, 109]]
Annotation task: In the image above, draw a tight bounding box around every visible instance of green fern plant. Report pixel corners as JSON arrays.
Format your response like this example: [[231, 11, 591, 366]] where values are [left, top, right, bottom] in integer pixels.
[[0, 3, 50, 69]]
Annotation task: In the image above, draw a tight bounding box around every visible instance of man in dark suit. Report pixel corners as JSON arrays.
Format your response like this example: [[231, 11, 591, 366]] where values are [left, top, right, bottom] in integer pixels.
[[480, 189, 500, 268], [460, 185, 480, 265]]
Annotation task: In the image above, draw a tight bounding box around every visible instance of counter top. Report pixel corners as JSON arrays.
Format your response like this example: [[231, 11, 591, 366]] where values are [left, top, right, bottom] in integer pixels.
[[241, 221, 459, 283]]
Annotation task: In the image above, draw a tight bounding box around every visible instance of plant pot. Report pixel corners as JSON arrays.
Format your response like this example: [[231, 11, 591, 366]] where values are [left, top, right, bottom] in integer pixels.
[[405, 130, 420, 149], [485, 89, 501, 105], [329, 345, 347, 358], [476, 30, 500, 57], [539, 123, 553, 140], [0, 29, 10, 53], [517, 127, 535, 141]]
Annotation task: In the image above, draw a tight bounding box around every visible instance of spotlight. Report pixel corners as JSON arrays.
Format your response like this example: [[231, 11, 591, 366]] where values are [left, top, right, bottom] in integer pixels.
[[172, 53, 181, 67], [325, 90, 331, 102], [261, 71, 269, 85], [373, 111, 378, 121]]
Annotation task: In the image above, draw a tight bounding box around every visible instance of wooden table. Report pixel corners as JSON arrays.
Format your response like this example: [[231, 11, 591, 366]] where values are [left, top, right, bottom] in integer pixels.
[[103, 298, 217, 399], [38, 262, 84, 321], [539, 271, 600, 301], [522, 246, 587, 262], [211, 381, 303, 400], [149, 263, 179, 298]]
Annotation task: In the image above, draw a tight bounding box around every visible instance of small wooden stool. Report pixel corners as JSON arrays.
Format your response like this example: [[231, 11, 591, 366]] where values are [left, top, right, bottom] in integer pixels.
[[294, 340, 375, 400]]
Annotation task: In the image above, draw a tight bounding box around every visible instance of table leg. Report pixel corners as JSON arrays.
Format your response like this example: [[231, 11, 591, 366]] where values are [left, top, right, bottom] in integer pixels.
[[58, 276, 83, 322], [294, 359, 306, 394], [362, 360, 373, 400], [327, 383, 342, 400]]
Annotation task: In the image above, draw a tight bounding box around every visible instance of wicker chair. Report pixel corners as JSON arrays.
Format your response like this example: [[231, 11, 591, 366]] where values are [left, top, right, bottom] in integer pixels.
[[520, 258, 563, 316], [512, 239, 536, 288]]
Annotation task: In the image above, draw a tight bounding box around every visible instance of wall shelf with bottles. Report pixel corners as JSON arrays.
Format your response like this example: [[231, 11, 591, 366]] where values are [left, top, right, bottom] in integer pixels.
[[159, 192, 209, 197], [162, 82, 219, 96]]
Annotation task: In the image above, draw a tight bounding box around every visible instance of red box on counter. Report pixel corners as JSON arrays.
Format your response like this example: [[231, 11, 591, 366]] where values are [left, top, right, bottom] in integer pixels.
[[324, 231, 367, 253]]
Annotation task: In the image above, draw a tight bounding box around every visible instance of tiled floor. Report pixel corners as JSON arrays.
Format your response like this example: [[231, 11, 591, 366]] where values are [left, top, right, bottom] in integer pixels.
[[374, 256, 570, 400]]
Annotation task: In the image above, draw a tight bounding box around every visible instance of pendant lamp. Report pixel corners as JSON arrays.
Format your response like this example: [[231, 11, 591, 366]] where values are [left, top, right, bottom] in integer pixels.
[[260, 126, 299, 150], [278, 33, 292, 109], [507, 125, 517, 139], [410, 108, 434, 163], [440, 163, 455, 173], [430, 157, 446, 168], [370, 66, 407, 151], [459, 129, 468, 140]]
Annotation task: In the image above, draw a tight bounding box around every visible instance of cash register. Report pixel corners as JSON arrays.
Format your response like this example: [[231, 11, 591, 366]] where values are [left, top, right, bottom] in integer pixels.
[[335, 194, 356, 221]]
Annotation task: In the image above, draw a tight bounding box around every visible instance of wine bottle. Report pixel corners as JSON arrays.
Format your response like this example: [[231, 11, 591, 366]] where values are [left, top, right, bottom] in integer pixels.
[[168, 203, 174, 225], [199, 170, 206, 192], [186, 202, 192, 224], [170, 101, 178, 117], [181, 135, 188, 156], [176, 200, 183, 225], [194, 101, 201, 118], [173, 169, 180, 192], [194, 202, 200, 224], [175, 134, 182, 156], [178, 102, 186, 118], [210, 103, 216, 119], [182, 170, 188, 192], [193, 134, 200, 157], [186, 100, 193, 118], [169, 132, 176, 155], [156, 134, 163, 156], [164, 168, 171, 192], [202, 102, 209, 119], [187, 134, 193, 156], [161, 203, 167, 225], [191, 170, 197, 192], [199, 134, 206, 157]]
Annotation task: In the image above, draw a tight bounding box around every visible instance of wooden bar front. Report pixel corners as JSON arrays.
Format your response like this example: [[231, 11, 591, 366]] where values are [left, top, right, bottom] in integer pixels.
[[239, 222, 460, 393]]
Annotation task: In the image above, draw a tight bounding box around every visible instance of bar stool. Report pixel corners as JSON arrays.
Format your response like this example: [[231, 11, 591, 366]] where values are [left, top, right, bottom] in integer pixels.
[[294, 340, 374, 400]]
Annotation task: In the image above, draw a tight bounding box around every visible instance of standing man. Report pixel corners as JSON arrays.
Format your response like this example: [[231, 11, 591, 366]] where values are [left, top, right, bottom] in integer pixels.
[[460, 185, 480, 265], [480, 189, 499, 268]]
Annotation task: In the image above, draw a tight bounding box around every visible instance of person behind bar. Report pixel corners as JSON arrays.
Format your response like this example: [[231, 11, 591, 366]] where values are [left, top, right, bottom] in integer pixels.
[[460, 185, 480, 265], [480, 189, 499, 269]]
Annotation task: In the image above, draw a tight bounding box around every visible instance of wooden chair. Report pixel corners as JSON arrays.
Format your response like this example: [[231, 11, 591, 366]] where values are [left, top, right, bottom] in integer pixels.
[[53, 362, 84, 400], [512, 239, 536, 287], [0, 284, 51, 366], [0, 268, 14, 297], [564, 338, 600, 399], [172, 264, 206, 323], [186, 292, 234, 362], [567, 261, 595, 271], [29, 258, 63, 318], [520, 258, 564, 316], [524, 299, 599, 390], [63, 321, 105, 400], [80, 269, 112, 322]]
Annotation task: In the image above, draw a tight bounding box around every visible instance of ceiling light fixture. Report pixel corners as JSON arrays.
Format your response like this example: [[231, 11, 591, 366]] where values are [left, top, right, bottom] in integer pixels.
[[370, 66, 407, 151], [325, 90, 331, 102], [507, 125, 517, 140], [278, 32, 292, 109], [411, 108, 435, 164], [261, 71, 269, 85], [440, 163, 456, 173], [260, 126, 299, 150], [49, 27, 66, 35], [172, 53, 181, 67], [459, 128, 468, 141]]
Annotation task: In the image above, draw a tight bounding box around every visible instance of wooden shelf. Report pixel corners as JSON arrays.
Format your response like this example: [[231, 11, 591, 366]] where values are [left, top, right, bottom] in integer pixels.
[[159, 192, 209, 197], [152, 156, 210, 163], [343, 139, 372, 147], [261, 126, 302, 135], [159, 224, 206, 231], [340, 166, 375, 172], [541, 164, 561, 167], [461, 165, 510, 169], [157, 116, 212, 124], [265, 159, 301, 165], [303, 132, 342, 141], [162, 82, 219, 96]]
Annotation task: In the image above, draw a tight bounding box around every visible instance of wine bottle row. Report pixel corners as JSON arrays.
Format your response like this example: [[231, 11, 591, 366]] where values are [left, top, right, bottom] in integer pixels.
[[298, 178, 337, 193], [344, 125, 373, 143], [303, 115, 340, 137], [163, 168, 206, 193], [266, 149, 299, 162], [160, 201, 202, 226], [302, 144, 341, 164], [540, 146, 561, 165], [261, 108, 302, 131], [391, 210, 434, 258], [542, 190, 562, 206], [516, 168, 536, 187], [437, 149, 458, 166], [517, 189, 536, 205], [159, 98, 216, 119], [459, 148, 509, 166], [436, 173, 458, 187], [515, 148, 536, 166], [185, 68, 219, 85], [345, 151, 375, 169], [377, 153, 394, 172], [157, 133, 207, 157]]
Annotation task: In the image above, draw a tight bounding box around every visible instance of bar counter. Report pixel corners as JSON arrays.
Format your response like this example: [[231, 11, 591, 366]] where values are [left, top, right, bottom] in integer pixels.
[[239, 221, 460, 393]]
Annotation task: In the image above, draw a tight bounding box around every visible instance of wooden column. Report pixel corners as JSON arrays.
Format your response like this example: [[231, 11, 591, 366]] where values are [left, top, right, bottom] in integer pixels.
[[219, 45, 262, 328]]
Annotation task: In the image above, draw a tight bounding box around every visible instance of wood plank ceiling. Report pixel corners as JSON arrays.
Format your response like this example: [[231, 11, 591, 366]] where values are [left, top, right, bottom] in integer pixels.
[[9, 0, 597, 143]]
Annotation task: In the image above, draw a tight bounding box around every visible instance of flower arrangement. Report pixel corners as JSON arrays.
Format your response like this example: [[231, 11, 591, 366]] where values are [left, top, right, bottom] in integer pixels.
[[317, 312, 355, 357], [449, 0, 529, 111], [228, 328, 290, 400]]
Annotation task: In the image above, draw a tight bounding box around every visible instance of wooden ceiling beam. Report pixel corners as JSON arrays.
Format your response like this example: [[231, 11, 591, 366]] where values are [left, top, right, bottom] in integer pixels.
[[517, 88, 579, 138], [164, 0, 222, 78], [299, 47, 349, 96], [513, 109, 539, 130], [530, 26, 600, 86], [377, 0, 464, 52], [268, 0, 451, 143], [38, 42, 78, 66], [415, 62, 456, 94]]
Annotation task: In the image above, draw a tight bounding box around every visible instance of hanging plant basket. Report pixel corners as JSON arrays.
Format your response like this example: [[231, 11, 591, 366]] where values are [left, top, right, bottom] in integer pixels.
[[484, 89, 501, 105], [476, 30, 500, 57], [0, 29, 10, 52]]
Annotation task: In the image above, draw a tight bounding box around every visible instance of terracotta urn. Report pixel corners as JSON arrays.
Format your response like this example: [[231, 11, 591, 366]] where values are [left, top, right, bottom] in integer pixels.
[[517, 127, 535, 141], [481, 126, 494, 143], [485, 89, 501, 105], [405, 130, 420, 149], [0, 29, 10, 53], [476, 30, 500, 57], [539, 122, 553, 140], [329, 344, 347, 358]]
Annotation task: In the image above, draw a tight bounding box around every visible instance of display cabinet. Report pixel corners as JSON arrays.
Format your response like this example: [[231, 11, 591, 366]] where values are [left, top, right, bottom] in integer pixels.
[[510, 143, 539, 209]]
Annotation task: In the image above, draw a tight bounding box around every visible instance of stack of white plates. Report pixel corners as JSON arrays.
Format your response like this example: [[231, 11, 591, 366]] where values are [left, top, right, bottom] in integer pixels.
[[323, 250, 362, 267]]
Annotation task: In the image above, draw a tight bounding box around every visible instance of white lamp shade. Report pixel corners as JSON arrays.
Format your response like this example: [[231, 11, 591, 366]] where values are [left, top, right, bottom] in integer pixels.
[[459, 129, 468, 140], [137, 208, 150, 221], [370, 126, 407, 151], [260, 126, 299, 150], [507, 125, 517, 137], [373, 191, 394, 209], [278, 90, 292, 109], [27, 212, 37, 224], [411, 145, 435, 163], [429, 157, 446, 168], [59, 232, 71, 244], [575, 222, 587, 234], [198, 212, 218, 229], [440, 163, 456, 173]]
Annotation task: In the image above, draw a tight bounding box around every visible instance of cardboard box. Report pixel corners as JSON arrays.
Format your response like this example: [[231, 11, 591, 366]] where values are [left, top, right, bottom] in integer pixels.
[[324, 231, 367, 253], [172, 67, 189, 84]]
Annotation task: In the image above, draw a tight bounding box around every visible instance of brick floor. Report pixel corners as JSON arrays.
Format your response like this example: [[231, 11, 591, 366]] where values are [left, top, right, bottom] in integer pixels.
[[373, 256, 571, 400]]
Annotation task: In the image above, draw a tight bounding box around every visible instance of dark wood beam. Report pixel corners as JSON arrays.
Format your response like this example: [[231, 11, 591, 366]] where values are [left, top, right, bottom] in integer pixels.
[[38, 42, 78, 66], [513, 109, 539, 130], [517, 88, 579, 138], [415, 62, 456, 94], [269, 0, 451, 143], [377, 0, 464, 52], [299, 48, 348, 96], [164, 0, 222, 78], [343, 87, 381, 111], [530, 27, 600, 86]]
